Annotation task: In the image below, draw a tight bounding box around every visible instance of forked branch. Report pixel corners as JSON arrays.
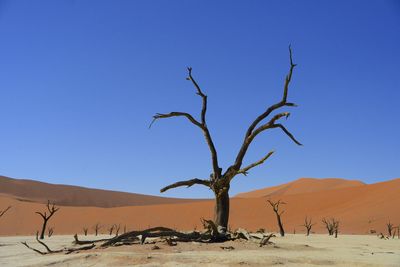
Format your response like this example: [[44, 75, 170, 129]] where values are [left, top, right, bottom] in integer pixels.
[[187, 67, 207, 124], [160, 178, 211, 193], [322, 217, 339, 237], [35, 201, 59, 220], [35, 200, 59, 239], [22, 232, 95, 255], [267, 199, 286, 237], [302, 216, 316, 236], [267, 199, 286, 212], [152, 67, 220, 180], [250, 112, 302, 146], [233, 45, 300, 171]]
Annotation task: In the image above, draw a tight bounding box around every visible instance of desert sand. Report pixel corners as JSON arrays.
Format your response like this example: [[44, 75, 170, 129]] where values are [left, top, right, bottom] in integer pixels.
[[0, 234, 399, 266], [1, 176, 400, 266], [235, 177, 365, 198], [1, 177, 399, 236], [0, 175, 204, 207]]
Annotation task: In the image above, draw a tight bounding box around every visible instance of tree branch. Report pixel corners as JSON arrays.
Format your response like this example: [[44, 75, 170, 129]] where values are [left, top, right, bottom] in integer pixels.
[[271, 124, 302, 146], [237, 151, 274, 176], [186, 67, 220, 178], [233, 46, 298, 170], [267, 199, 286, 212], [0, 206, 11, 218], [160, 178, 211, 193], [250, 112, 291, 137], [22, 232, 96, 255], [187, 67, 207, 124], [35, 212, 46, 220], [152, 67, 220, 178], [46, 201, 59, 219], [35, 232, 53, 253], [150, 112, 202, 129], [283, 45, 297, 103], [21, 241, 46, 255]]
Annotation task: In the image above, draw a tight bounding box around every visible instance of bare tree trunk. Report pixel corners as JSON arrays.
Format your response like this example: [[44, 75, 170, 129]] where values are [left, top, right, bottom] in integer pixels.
[[276, 213, 285, 237], [154, 47, 301, 231], [267, 200, 286, 237], [214, 191, 229, 230], [35, 201, 59, 240], [387, 221, 393, 237], [303, 216, 314, 236], [39, 219, 48, 240]]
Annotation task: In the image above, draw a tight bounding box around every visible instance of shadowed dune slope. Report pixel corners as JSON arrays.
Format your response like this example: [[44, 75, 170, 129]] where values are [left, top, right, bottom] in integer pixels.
[[0, 178, 398, 236], [0, 175, 204, 208], [235, 177, 365, 198]]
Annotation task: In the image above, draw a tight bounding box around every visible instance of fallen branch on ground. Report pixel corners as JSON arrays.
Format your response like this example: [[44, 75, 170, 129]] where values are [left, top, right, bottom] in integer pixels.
[[22, 220, 276, 255], [21, 232, 95, 255]]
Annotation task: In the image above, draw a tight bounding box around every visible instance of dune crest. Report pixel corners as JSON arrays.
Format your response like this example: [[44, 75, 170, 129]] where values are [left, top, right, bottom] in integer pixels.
[[235, 177, 365, 198], [0, 175, 203, 208], [0, 176, 399, 236]]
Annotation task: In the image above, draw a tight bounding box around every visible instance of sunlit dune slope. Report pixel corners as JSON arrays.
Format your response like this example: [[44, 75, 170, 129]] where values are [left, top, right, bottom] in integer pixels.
[[0, 175, 203, 208], [0, 178, 398, 236], [235, 177, 365, 198]]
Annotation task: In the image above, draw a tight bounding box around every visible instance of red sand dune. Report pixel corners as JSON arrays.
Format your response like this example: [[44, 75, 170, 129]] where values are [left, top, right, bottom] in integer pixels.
[[0, 176, 399, 236], [0, 175, 203, 207], [235, 177, 365, 198]]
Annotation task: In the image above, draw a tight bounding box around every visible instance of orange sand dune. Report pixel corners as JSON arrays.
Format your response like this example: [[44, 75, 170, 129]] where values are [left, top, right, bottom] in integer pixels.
[[235, 177, 365, 198], [0, 178, 399, 236], [0, 175, 203, 208]]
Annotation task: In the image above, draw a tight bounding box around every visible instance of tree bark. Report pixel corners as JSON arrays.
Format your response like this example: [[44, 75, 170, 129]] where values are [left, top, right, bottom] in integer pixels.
[[40, 219, 48, 240], [214, 190, 229, 230], [276, 214, 285, 237]]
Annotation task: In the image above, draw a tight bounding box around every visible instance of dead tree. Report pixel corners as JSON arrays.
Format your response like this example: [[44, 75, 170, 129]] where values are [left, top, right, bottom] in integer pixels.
[[391, 227, 397, 239], [322, 217, 339, 237], [398, 225, 400, 239], [302, 216, 315, 236], [387, 221, 393, 237], [151, 46, 301, 231], [108, 224, 115, 236], [22, 232, 95, 255], [267, 199, 286, 237], [334, 220, 339, 238], [322, 218, 334, 235], [115, 224, 121, 236], [378, 232, 388, 239], [35, 201, 59, 239], [93, 223, 101, 236], [0, 206, 11, 218], [83, 227, 88, 236], [47, 227, 54, 237]]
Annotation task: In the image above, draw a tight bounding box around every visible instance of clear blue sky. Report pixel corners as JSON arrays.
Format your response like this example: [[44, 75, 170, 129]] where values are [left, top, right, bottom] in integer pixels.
[[0, 0, 399, 198]]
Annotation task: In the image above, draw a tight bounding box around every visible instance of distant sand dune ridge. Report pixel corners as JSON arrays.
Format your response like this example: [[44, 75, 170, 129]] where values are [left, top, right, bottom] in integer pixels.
[[0, 175, 399, 236]]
